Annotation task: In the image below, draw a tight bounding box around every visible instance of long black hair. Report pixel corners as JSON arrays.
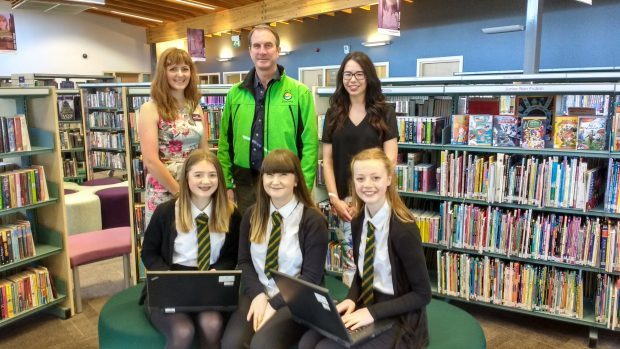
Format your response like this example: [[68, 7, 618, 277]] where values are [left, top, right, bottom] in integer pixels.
[[326, 51, 389, 139]]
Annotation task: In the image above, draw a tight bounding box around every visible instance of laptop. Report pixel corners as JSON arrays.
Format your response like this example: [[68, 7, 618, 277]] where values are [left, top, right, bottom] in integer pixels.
[[272, 270, 393, 348], [146, 270, 241, 313]]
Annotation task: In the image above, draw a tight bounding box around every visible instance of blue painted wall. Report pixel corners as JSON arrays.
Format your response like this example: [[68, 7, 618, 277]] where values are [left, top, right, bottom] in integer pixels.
[[196, 0, 620, 79]]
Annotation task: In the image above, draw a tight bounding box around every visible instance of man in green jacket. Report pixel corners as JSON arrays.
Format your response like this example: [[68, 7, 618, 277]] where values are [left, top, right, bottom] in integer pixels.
[[217, 24, 318, 214]]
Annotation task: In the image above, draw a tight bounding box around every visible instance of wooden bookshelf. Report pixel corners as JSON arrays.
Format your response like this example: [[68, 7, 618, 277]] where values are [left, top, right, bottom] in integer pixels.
[[0, 87, 72, 323]]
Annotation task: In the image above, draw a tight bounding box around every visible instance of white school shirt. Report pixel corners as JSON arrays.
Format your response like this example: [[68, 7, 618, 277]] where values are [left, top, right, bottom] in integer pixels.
[[357, 200, 394, 295], [251, 197, 304, 297], [172, 201, 226, 267]]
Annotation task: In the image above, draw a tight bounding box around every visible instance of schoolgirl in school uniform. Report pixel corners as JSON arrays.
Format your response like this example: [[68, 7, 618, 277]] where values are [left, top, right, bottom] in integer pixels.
[[222, 149, 329, 349], [141, 148, 242, 349], [299, 148, 431, 349]]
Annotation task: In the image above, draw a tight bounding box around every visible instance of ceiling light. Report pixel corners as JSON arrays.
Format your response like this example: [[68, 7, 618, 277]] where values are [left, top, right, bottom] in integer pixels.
[[361, 40, 391, 47], [66, 0, 105, 4], [279, 51, 291, 56], [481, 25, 525, 34], [574, 0, 592, 4], [110, 11, 163, 23], [216, 57, 232, 62], [176, 0, 215, 10]]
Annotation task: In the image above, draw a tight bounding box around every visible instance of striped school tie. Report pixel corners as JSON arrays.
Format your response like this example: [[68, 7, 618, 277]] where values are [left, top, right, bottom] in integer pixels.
[[196, 213, 211, 270], [361, 221, 376, 306], [265, 211, 282, 279]]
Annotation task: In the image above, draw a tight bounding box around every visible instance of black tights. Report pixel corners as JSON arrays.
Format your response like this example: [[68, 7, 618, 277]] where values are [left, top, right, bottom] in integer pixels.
[[148, 307, 224, 349]]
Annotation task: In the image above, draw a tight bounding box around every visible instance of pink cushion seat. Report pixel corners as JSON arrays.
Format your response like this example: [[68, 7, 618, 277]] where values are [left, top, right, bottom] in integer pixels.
[[69, 227, 131, 267]]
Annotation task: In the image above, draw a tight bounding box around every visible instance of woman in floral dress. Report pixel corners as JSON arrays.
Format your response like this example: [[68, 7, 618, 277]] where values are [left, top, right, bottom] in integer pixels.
[[139, 48, 207, 227]]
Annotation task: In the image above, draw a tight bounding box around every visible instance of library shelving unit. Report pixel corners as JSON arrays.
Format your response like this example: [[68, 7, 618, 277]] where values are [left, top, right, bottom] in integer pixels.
[[314, 72, 620, 347], [79, 83, 128, 180], [56, 88, 86, 183], [0, 87, 72, 325], [124, 84, 230, 281]]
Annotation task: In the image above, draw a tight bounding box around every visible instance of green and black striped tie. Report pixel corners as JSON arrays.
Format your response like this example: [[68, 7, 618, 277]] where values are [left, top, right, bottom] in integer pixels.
[[196, 213, 211, 270], [361, 221, 376, 306], [265, 211, 282, 279]]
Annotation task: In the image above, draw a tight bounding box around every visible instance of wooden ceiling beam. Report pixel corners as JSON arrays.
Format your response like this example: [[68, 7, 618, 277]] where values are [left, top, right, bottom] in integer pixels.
[[86, 8, 159, 28], [111, 0, 201, 18], [147, 0, 373, 43], [107, 0, 197, 19], [91, 3, 177, 22]]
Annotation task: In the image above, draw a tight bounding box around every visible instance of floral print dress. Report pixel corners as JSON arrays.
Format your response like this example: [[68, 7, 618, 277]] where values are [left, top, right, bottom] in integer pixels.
[[144, 106, 203, 227]]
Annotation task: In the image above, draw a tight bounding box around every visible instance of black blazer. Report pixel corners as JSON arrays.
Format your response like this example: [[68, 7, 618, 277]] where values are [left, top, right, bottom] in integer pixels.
[[141, 198, 242, 271], [238, 205, 328, 310], [348, 212, 431, 349]]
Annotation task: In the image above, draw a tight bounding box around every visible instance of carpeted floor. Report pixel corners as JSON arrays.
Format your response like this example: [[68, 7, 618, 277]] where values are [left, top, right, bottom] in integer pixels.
[[0, 257, 619, 349]]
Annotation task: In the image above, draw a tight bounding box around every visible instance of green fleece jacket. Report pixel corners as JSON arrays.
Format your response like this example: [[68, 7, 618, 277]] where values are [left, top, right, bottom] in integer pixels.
[[217, 65, 318, 190]]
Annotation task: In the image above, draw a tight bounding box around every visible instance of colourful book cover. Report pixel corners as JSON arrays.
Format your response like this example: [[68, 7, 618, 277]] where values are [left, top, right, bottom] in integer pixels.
[[553, 116, 578, 149], [468, 114, 493, 146], [577, 115, 607, 150], [451, 114, 469, 145], [517, 96, 555, 140], [521, 116, 546, 149], [493, 115, 519, 147], [613, 105, 620, 151]]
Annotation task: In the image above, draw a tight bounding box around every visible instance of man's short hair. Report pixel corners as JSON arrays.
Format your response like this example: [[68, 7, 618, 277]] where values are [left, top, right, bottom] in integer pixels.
[[248, 24, 280, 48]]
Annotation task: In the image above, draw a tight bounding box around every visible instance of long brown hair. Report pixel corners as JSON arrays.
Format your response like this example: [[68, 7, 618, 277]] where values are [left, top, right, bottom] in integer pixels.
[[350, 148, 414, 223], [177, 149, 234, 233], [249, 149, 318, 243], [327, 51, 389, 138], [151, 48, 200, 122]]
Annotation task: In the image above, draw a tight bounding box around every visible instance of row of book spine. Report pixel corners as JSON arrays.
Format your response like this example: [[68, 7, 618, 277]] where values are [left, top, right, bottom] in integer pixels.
[[90, 151, 125, 170], [128, 111, 140, 143], [200, 96, 225, 107], [395, 162, 436, 193], [89, 131, 125, 150], [0, 166, 49, 210], [604, 158, 620, 213], [133, 204, 145, 245], [86, 90, 121, 108], [437, 251, 585, 318], [436, 202, 620, 272], [59, 129, 83, 149], [87, 112, 124, 129], [203, 109, 221, 141], [0, 115, 31, 153], [385, 96, 453, 116], [62, 159, 84, 178], [437, 151, 603, 212], [132, 157, 145, 189], [130, 96, 150, 110], [0, 220, 34, 265], [595, 274, 620, 329], [396, 116, 447, 144], [0, 266, 56, 320]]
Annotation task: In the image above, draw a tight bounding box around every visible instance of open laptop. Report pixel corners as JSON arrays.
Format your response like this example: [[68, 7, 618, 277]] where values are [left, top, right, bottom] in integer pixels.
[[146, 270, 241, 313], [272, 270, 393, 348]]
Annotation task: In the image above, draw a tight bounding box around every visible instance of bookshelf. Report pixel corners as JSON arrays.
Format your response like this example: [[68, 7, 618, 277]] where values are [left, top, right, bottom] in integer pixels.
[[314, 74, 620, 347], [57, 89, 86, 183], [0, 87, 72, 325], [79, 83, 128, 180], [125, 84, 230, 281]]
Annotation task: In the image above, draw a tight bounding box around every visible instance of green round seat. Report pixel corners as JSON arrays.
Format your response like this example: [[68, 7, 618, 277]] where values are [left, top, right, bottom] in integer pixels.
[[98, 284, 171, 349], [427, 299, 486, 349]]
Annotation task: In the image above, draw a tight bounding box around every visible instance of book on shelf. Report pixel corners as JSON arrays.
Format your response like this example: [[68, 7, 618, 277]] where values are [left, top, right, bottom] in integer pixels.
[[396, 116, 446, 144], [0, 165, 48, 209], [521, 116, 546, 149], [612, 105, 620, 152], [517, 96, 555, 141], [467, 114, 493, 146], [128, 111, 140, 143], [451, 114, 469, 145], [132, 157, 145, 189], [492, 115, 519, 147], [576, 115, 607, 151], [86, 90, 121, 108], [57, 96, 76, 121], [133, 203, 146, 239], [0, 219, 35, 265], [0, 266, 56, 320], [0, 115, 31, 153], [88, 111, 125, 129], [552, 116, 578, 149]]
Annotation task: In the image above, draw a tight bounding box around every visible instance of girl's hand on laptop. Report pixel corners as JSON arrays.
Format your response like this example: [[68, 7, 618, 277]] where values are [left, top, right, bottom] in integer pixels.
[[247, 293, 269, 330], [257, 303, 276, 330], [336, 299, 356, 316], [342, 307, 374, 330]]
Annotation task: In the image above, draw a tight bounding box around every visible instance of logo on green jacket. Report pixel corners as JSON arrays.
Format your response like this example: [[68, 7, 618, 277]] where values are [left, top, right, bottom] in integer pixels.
[[283, 91, 292, 101]]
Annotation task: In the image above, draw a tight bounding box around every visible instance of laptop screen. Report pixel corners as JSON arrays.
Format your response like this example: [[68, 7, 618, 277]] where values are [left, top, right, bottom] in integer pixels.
[[146, 270, 241, 312]]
